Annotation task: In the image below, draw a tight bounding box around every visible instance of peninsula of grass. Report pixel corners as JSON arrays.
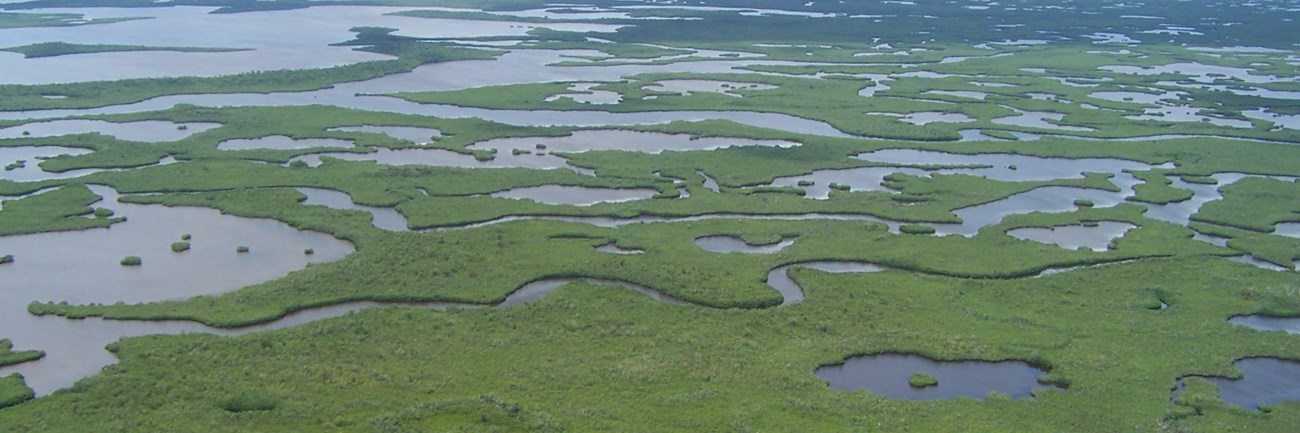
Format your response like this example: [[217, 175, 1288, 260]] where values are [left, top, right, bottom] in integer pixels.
[[1, 42, 248, 59], [0, 374, 33, 410], [0, 185, 124, 236], [0, 339, 44, 368]]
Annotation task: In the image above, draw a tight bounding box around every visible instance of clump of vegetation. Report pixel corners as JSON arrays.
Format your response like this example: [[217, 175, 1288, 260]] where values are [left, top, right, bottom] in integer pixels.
[[900, 224, 936, 235], [1074, 199, 1094, 208], [217, 395, 279, 413], [4, 160, 25, 171], [828, 182, 851, 191], [236, 246, 250, 253], [170, 241, 190, 253], [0, 255, 12, 265], [181, 233, 191, 241], [304, 248, 315, 255], [120, 256, 142, 266], [909, 372, 939, 388], [92, 207, 114, 218], [796, 180, 815, 187]]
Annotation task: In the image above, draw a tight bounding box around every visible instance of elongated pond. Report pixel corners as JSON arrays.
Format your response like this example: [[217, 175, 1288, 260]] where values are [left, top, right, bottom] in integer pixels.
[[816, 353, 1063, 400]]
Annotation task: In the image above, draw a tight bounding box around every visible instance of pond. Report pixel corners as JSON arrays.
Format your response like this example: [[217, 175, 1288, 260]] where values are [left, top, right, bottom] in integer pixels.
[[1173, 357, 1300, 410], [816, 353, 1063, 400], [1007, 222, 1137, 251], [327, 125, 442, 145], [695, 235, 795, 254], [1230, 315, 1300, 334], [490, 185, 660, 206], [217, 135, 355, 151]]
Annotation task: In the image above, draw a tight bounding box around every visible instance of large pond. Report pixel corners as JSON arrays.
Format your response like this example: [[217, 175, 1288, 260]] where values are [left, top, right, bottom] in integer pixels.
[[816, 353, 1063, 400], [0, 6, 624, 85], [0, 185, 353, 394]]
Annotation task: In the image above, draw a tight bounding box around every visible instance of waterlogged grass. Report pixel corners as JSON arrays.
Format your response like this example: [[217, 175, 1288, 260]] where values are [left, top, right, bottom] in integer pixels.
[[7, 258, 1300, 431], [1129, 171, 1195, 204], [0, 339, 43, 368], [0, 185, 124, 236], [1193, 177, 1300, 232], [0, 12, 143, 29], [1, 42, 247, 59]]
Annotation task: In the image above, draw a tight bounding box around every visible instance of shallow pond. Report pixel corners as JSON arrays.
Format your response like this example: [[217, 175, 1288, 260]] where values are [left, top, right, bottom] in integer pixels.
[[0, 185, 353, 394], [327, 125, 442, 145], [1274, 223, 1300, 239], [642, 80, 777, 97], [1007, 222, 1137, 251], [923, 90, 987, 100], [595, 242, 643, 254], [1174, 358, 1300, 410], [218, 135, 355, 151], [297, 187, 408, 232], [1230, 315, 1300, 334], [468, 130, 800, 156], [545, 82, 623, 105], [695, 235, 795, 254], [0, 119, 219, 142], [288, 147, 593, 173], [816, 353, 1062, 400], [853, 148, 1158, 184], [769, 166, 929, 199], [0, 145, 93, 182], [490, 185, 659, 206], [992, 109, 1094, 132]]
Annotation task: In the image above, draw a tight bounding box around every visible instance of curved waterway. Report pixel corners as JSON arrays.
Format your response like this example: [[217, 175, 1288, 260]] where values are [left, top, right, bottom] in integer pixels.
[[1173, 357, 1300, 410]]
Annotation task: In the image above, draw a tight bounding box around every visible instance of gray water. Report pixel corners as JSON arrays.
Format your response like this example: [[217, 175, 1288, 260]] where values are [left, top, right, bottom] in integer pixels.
[[1174, 358, 1300, 410], [218, 135, 355, 151], [327, 125, 442, 145], [1230, 315, 1300, 334], [1007, 222, 1137, 251], [695, 235, 796, 254], [297, 187, 409, 232], [0, 119, 219, 142], [490, 185, 659, 206]]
